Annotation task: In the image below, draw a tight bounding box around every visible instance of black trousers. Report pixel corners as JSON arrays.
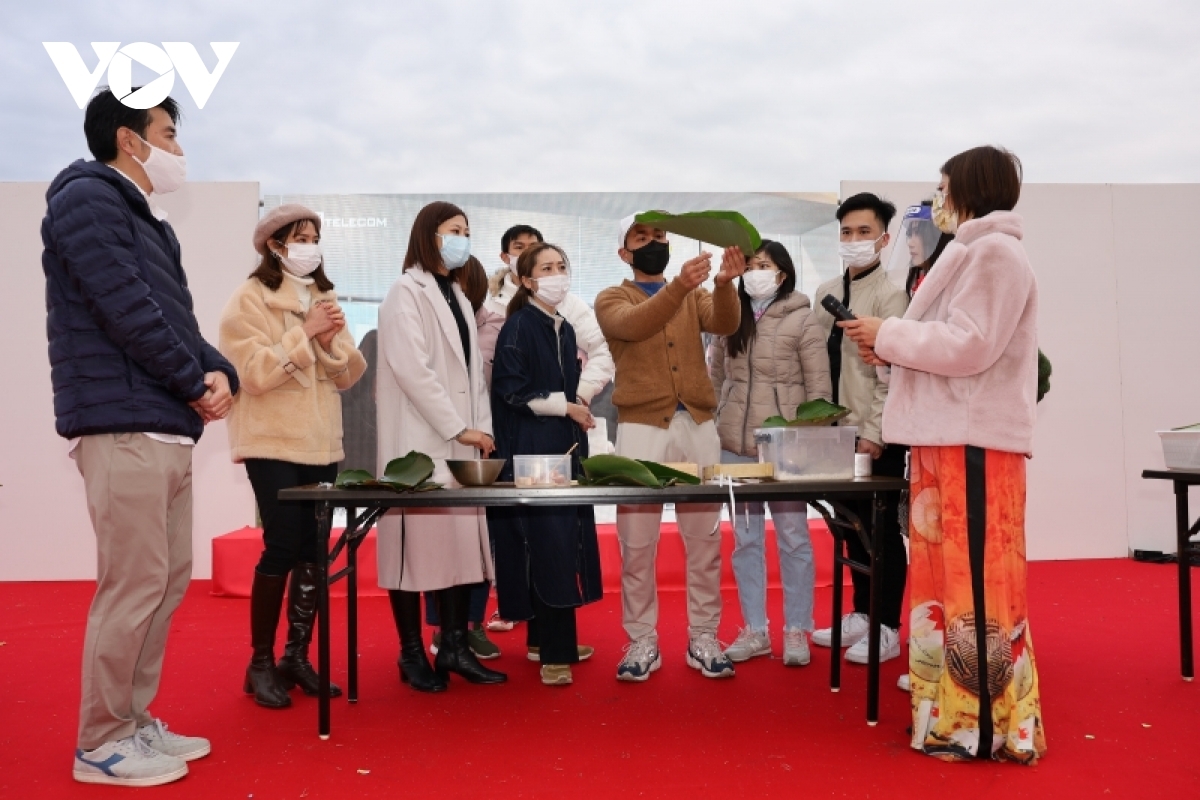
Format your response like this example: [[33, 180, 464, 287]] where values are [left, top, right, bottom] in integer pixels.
[[525, 591, 579, 665], [245, 459, 338, 577], [841, 444, 908, 630]]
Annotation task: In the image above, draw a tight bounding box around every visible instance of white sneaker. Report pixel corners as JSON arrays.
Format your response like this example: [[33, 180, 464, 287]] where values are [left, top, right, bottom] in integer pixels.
[[811, 612, 869, 649], [897, 673, 911, 691], [782, 629, 811, 666], [723, 627, 771, 662], [137, 719, 211, 761], [74, 734, 188, 787], [845, 625, 901, 664]]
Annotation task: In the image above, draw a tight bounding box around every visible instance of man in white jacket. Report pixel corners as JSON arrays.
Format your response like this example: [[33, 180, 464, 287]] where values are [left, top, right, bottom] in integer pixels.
[[810, 193, 910, 666], [486, 225, 615, 405]]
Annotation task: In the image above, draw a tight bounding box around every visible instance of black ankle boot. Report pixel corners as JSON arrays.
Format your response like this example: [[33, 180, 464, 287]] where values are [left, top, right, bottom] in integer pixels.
[[275, 563, 342, 698], [434, 586, 507, 685], [389, 589, 446, 693], [244, 570, 292, 708]]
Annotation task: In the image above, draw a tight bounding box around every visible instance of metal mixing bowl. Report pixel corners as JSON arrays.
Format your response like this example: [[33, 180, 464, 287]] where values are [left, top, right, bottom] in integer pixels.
[[446, 459, 507, 487]]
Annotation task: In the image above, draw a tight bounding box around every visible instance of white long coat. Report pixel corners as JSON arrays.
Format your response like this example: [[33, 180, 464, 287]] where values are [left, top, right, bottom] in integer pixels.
[[375, 266, 494, 591]]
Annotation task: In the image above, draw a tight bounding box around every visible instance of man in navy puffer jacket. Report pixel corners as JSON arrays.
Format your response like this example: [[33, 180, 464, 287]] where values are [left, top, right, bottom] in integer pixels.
[[43, 88, 238, 788]]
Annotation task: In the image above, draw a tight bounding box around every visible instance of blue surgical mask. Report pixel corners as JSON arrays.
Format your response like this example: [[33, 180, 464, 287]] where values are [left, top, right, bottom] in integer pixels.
[[440, 234, 471, 270]]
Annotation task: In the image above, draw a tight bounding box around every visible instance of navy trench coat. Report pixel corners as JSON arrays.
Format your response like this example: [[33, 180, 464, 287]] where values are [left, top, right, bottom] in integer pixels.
[[489, 303, 603, 618]]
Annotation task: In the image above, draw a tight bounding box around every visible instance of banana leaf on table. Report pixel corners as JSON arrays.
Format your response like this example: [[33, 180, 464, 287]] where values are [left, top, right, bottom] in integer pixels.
[[580, 455, 702, 488], [634, 210, 762, 256], [334, 451, 442, 493], [761, 398, 851, 428]]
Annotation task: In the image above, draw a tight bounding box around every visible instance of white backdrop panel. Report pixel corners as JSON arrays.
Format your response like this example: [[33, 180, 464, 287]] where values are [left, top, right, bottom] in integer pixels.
[[0, 181, 260, 581]]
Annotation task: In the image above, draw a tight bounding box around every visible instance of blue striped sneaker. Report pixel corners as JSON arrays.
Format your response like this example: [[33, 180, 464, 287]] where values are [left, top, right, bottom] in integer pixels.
[[138, 719, 211, 761], [74, 734, 188, 787], [687, 632, 736, 678], [616, 638, 662, 682]]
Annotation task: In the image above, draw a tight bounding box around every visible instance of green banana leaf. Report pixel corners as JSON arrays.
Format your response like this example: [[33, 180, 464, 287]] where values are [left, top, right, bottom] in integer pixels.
[[334, 469, 375, 489], [333, 451, 442, 493], [640, 460, 701, 486], [382, 452, 435, 487], [580, 455, 700, 488], [761, 399, 851, 428], [634, 210, 762, 256]]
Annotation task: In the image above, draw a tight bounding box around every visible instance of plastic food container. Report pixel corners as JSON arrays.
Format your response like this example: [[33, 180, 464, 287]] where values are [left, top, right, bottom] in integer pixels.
[[754, 426, 857, 481], [513, 455, 572, 487], [1158, 428, 1200, 472]]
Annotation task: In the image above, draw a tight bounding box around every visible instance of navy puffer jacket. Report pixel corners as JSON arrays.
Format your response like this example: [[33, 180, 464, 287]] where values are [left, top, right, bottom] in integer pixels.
[[41, 159, 239, 440]]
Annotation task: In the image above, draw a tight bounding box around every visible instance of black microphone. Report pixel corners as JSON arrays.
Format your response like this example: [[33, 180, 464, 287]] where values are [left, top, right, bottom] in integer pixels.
[[820, 294, 857, 323]]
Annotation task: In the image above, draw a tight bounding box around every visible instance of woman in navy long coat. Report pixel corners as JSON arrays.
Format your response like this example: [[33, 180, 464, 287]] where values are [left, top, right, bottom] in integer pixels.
[[489, 242, 603, 686]]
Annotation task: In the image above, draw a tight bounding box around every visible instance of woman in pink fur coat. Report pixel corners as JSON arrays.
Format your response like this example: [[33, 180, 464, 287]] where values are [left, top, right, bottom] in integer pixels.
[[841, 146, 1046, 765]]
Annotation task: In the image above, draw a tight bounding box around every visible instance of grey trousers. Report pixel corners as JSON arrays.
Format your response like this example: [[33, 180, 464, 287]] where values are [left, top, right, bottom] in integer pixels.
[[74, 433, 193, 750]]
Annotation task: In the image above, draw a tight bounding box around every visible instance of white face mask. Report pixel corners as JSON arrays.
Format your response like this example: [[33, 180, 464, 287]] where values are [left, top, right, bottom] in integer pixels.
[[133, 134, 187, 195], [838, 235, 883, 269], [280, 242, 322, 277], [531, 274, 571, 307], [742, 269, 780, 301], [439, 234, 471, 270], [506, 253, 521, 276]]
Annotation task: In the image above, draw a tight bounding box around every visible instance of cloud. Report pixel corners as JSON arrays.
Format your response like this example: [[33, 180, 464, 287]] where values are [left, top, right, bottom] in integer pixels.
[[5, 0, 1200, 193]]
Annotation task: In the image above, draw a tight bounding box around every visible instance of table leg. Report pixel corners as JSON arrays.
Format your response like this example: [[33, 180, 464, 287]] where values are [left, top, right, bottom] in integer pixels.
[[1175, 482, 1194, 681], [347, 508, 359, 703], [316, 501, 332, 739], [866, 491, 884, 726], [830, 524, 844, 693]]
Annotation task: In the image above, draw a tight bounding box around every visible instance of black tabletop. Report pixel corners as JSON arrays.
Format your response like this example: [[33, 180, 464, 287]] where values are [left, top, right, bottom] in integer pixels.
[[279, 477, 908, 508], [1143, 469, 1200, 485]]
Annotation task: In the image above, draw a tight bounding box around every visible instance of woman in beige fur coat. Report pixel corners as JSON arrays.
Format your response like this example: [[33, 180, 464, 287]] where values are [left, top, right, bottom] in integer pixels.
[[219, 204, 366, 710]]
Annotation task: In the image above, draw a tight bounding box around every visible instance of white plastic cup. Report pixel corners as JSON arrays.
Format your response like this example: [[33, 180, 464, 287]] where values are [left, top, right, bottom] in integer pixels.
[[854, 452, 873, 478]]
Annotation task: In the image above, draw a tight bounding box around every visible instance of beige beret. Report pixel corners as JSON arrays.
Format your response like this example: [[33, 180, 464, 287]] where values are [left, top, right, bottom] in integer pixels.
[[253, 204, 322, 258]]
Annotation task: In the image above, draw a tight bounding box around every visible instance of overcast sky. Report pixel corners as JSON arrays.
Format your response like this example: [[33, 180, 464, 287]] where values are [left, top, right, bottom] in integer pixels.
[[5, 0, 1199, 195]]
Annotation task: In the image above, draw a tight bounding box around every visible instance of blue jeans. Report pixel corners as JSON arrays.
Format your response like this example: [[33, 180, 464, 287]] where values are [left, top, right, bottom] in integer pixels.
[[723, 451, 815, 632]]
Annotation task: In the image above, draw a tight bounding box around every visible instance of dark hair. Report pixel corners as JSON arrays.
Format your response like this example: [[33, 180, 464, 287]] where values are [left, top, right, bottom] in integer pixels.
[[507, 242, 571, 317], [459, 256, 489, 313], [726, 240, 797, 359], [403, 201, 469, 278], [836, 192, 897, 230], [940, 145, 1022, 220], [906, 231, 954, 298], [84, 87, 181, 162], [249, 218, 335, 292], [501, 224, 543, 254]]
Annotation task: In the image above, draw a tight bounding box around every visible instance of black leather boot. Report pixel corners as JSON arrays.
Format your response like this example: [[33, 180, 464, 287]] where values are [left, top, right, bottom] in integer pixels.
[[244, 570, 292, 708], [275, 563, 342, 697], [434, 585, 507, 685], [388, 589, 446, 693]]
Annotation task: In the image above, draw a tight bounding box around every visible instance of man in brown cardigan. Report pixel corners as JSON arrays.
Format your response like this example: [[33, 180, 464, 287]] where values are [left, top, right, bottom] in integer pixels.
[[595, 214, 744, 682]]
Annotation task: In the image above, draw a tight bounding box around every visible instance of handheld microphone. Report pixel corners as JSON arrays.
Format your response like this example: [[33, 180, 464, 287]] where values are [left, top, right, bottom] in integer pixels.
[[820, 294, 857, 323]]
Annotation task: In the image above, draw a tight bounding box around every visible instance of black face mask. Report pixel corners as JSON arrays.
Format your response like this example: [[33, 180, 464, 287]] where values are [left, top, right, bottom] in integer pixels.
[[630, 239, 670, 276]]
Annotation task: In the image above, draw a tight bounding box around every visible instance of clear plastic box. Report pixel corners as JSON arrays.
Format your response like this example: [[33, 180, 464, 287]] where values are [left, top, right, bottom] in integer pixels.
[[1158, 429, 1200, 472], [513, 455, 572, 487], [754, 426, 858, 481]]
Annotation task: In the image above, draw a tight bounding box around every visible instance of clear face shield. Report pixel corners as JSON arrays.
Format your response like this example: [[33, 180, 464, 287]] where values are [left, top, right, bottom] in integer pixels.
[[885, 203, 943, 288]]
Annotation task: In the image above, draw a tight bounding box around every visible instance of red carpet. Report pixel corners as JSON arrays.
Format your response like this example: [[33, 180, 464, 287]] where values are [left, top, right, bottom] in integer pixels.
[[3, 559, 1199, 798]]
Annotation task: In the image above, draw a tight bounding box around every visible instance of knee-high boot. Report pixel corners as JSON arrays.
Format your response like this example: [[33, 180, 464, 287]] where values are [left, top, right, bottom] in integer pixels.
[[275, 563, 342, 698], [388, 589, 446, 692], [434, 584, 507, 685], [244, 569, 292, 708]]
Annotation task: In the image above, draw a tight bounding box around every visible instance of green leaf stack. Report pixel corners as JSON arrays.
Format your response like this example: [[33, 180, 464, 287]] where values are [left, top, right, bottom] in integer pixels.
[[580, 455, 702, 488], [333, 451, 442, 493]]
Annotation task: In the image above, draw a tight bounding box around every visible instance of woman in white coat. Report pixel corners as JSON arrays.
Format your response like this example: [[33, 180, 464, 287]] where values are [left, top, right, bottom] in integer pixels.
[[377, 201, 506, 692]]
